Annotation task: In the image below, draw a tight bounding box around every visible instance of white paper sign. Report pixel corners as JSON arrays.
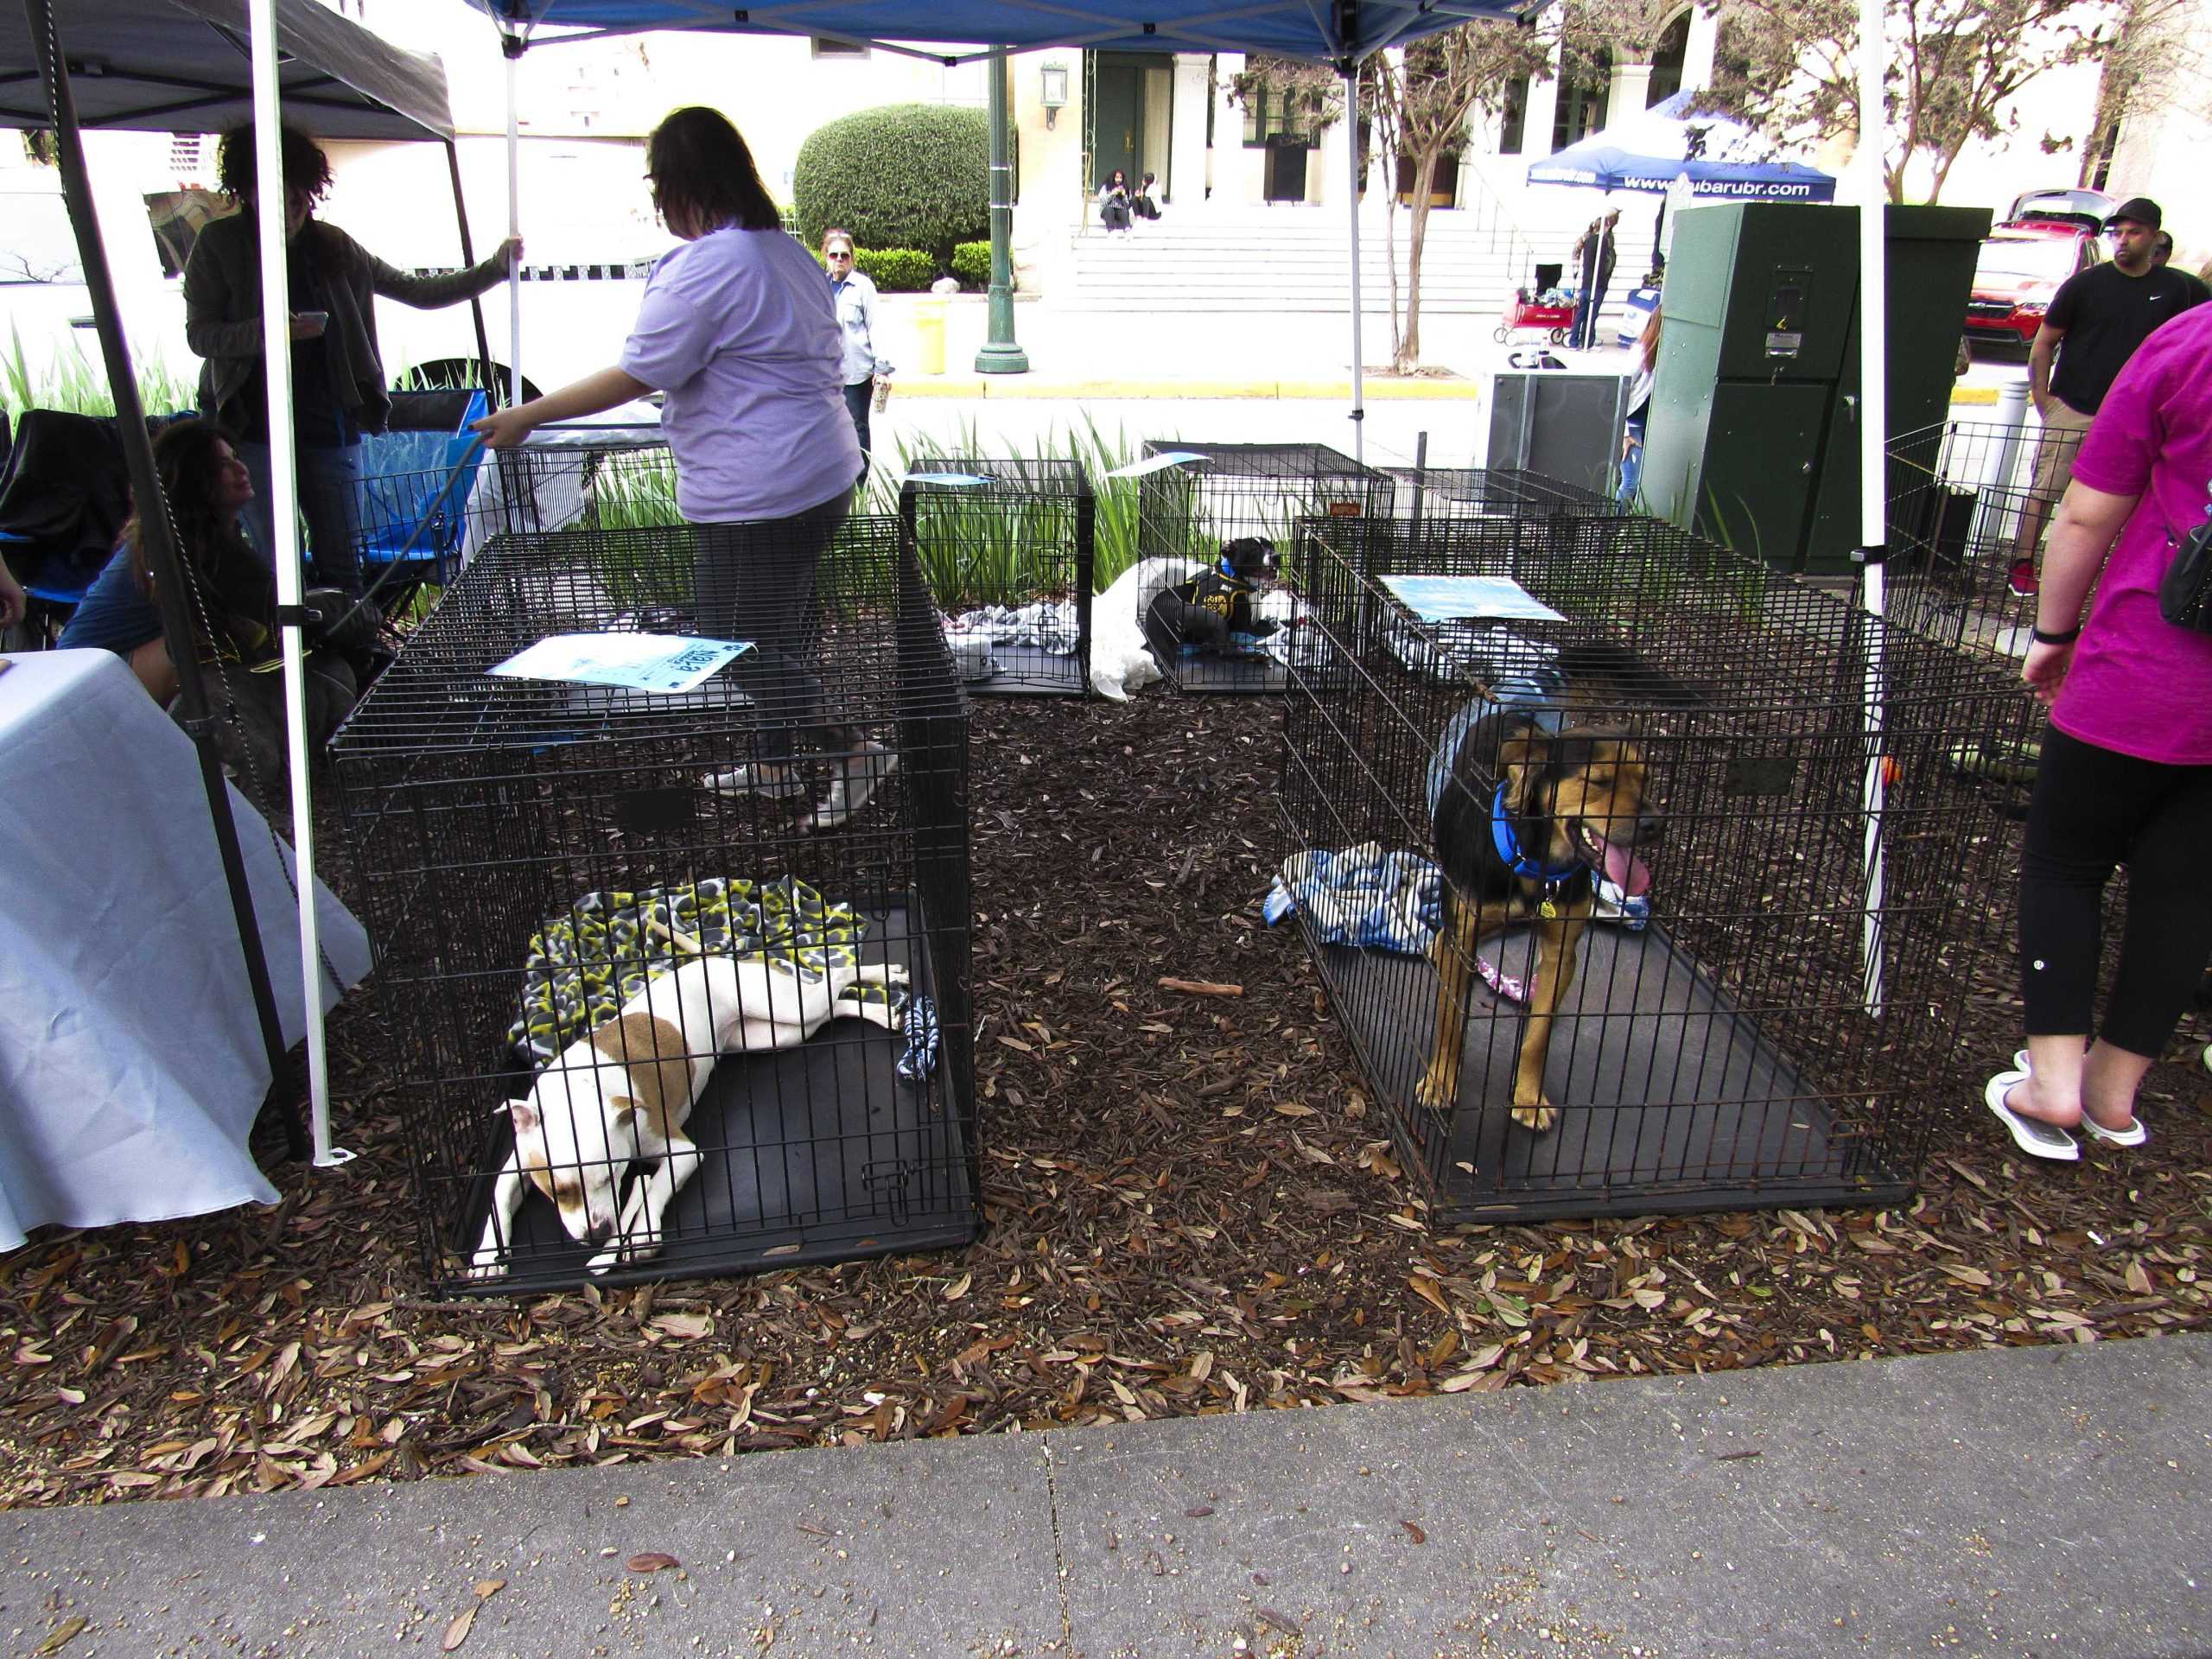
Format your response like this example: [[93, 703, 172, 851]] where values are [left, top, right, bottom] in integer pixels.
[[904, 471, 995, 488], [1380, 575, 1566, 625], [1104, 450, 1209, 480], [488, 632, 754, 694]]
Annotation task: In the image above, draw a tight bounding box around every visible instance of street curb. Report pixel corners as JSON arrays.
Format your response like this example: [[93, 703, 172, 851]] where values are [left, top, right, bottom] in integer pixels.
[[896, 376, 1478, 400], [897, 378, 2009, 405]]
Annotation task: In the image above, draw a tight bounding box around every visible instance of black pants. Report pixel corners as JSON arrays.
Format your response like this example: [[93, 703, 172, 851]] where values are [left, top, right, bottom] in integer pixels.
[[692, 491, 853, 762], [2018, 725, 2212, 1055], [841, 381, 872, 483]]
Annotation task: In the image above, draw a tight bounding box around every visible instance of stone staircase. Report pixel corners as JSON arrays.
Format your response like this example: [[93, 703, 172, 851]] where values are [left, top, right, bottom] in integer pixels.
[[1062, 206, 1537, 315]]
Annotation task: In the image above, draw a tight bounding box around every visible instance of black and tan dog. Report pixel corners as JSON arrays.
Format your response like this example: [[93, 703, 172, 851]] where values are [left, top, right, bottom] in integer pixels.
[[1416, 702, 1662, 1129]]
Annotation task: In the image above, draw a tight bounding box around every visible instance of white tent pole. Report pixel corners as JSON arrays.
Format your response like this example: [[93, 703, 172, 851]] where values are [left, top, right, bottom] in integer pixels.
[[246, 0, 344, 1164], [505, 42, 523, 404], [1344, 65, 1365, 465], [1856, 0, 1888, 1018]]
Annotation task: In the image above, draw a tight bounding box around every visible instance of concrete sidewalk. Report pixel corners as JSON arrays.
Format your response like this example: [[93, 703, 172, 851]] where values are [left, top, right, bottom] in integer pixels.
[[5, 1334, 2204, 1658]]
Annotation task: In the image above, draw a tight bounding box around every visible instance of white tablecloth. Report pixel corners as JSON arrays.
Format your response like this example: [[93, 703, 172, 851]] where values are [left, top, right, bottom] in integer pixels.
[[0, 649, 372, 1251]]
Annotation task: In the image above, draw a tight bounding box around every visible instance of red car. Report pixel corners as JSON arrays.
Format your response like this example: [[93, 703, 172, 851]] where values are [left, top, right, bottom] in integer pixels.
[[1966, 218, 2105, 345]]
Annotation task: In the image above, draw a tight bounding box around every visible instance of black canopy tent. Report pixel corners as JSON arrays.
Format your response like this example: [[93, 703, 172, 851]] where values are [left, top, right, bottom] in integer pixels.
[[3, 0, 491, 1166]]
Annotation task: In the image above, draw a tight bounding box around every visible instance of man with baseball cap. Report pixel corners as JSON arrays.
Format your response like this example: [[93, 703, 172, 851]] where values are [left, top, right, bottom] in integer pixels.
[[2011, 195, 2204, 592]]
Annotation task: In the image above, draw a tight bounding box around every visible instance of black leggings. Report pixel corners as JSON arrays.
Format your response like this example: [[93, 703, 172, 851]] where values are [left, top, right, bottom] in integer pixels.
[[692, 491, 852, 761], [2018, 725, 2212, 1055]]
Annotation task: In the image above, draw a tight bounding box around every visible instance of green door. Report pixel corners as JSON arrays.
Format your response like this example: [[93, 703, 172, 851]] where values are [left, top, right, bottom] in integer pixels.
[[1090, 54, 1141, 191]]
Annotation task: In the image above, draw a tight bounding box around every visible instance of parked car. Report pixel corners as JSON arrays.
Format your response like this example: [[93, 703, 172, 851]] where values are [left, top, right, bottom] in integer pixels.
[[2006, 186, 2115, 231], [1965, 219, 2104, 345]]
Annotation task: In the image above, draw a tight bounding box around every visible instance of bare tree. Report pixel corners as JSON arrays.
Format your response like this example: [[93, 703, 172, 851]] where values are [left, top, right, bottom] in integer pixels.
[[1360, 23, 1552, 372], [1700, 0, 2149, 203]]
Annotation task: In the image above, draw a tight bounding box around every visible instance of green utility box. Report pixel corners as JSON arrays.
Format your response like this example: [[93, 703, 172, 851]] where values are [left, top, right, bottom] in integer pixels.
[[1640, 202, 1990, 575]]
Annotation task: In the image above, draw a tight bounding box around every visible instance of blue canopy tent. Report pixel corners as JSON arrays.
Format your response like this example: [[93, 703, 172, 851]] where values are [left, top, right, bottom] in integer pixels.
[[1526, 91, 1837, 203], [461, 0, 1542, 457]]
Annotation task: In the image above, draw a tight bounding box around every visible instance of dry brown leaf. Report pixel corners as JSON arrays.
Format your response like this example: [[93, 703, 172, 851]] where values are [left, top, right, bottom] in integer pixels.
[[473, 1580, 505, 1600], [1271, 1102, 1318, 1118], [650, 1313, 712, 1341], [35, 1618, 88, 1656], [441, 1605, 477, 1651], [943, 1272, 974, 1301], [1400, 1520, 1427, 1545], [626, 1552, 680, 1573], [1407, 1276, 1452, 1318]]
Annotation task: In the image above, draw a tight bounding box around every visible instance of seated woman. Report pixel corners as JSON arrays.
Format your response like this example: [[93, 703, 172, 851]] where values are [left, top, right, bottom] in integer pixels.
[[58, 419, 359, 785], [1097, 169, 1133, 233]]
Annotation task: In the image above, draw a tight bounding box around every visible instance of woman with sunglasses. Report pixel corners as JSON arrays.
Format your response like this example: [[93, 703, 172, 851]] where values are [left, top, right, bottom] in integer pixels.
[[474, 107, 890, 829], [821, 228, 893, 484]]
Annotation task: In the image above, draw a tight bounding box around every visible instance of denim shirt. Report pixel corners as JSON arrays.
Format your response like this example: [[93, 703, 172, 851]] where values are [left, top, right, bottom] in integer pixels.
[[830, 270, 893, 386]]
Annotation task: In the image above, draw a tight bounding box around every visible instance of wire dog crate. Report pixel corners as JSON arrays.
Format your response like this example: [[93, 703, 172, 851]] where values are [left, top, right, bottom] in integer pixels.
[[900, 458, 1095, 697], [353, 437, 678, 607], [1883, 416, 2089, 662], [1135, 440, 1391, 694], [333, 517, 976, 1295], [1388, 466, 1630, 524], [1276, 514, 2025, 1222]]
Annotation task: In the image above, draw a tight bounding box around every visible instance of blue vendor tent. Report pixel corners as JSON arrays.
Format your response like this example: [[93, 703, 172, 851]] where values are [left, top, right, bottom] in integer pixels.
[[1526, 91, 1837, 202]]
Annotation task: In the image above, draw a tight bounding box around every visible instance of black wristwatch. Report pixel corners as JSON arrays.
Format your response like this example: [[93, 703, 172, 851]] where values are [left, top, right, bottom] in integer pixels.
[[2030, 621, 2082, 645]]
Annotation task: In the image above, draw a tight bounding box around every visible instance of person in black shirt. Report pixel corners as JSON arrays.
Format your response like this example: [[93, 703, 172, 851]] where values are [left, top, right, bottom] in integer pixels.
[[2011, 197, 2203, 588], [2152, 231, 2210, 307]]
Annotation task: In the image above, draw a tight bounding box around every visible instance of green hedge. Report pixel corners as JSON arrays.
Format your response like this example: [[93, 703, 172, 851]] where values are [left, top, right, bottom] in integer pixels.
[[814, 245, 937, 291], [793, 104, 988, 263], [951, 241, 996, 290]]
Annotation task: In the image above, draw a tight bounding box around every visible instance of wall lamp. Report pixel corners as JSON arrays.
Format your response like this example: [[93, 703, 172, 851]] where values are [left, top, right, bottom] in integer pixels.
[[1039, 62, 1068, 128]]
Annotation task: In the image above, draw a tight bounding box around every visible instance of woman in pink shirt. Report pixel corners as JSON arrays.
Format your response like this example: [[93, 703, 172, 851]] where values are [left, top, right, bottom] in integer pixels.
[[474, 108, 887, 830], [1984, 302, 2212, 1160]]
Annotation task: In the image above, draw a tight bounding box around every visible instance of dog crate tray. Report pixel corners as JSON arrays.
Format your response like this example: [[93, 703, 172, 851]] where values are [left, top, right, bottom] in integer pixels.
[[961, 641, 1086, 697], [444, 901, 976, 1296], [1310, 920, 1913, 1223]]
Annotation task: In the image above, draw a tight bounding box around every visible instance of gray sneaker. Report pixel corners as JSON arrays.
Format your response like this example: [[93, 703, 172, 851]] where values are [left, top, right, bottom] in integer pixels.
[[810, 743, 898, 830], [703, 761, 807, 800]]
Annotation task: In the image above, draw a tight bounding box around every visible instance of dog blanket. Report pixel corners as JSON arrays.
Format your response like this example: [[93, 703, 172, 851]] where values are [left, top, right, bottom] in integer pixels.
[[508, 876, 895, 1069], [944, 601, 1080, 658], [1263, 842, 1530, 1003]]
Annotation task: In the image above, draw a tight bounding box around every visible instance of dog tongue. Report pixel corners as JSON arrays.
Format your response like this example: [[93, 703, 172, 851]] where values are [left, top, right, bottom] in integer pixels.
[[1596, 834, 1654, 898]]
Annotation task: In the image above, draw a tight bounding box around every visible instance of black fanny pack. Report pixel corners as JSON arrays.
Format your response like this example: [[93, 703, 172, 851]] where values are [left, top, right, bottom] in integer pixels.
[[2158, 514, 2212, 634]]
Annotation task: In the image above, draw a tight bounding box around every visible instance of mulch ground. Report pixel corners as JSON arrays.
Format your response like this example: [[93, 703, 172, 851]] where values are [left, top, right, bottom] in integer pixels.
[[3, 689, 2209, 1506]]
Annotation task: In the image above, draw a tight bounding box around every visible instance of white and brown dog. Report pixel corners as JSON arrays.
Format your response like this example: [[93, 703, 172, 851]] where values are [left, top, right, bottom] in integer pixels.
[[470, 947, 906, 1277]]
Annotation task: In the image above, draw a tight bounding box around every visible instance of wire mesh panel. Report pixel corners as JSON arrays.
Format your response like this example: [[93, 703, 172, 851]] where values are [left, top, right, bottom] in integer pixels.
[[1884, 417, 2088, 663], [901, 458, 1095, 697], [353, 439, 680, 606], [1135, 440, 1391, 693], [332, 517, 976, 1295], [1387, 466, 1631, 524], [1276, 514, 2026, 1222]]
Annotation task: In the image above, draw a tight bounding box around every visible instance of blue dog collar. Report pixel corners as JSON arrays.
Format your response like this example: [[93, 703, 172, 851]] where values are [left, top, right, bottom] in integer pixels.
[[1491, 784, 1586, 883]]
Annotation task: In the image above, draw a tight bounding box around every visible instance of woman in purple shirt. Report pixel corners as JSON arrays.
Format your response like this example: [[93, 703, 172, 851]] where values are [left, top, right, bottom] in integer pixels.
[[1983, 302, 2212, 1160], [474, 107, 887, 829]]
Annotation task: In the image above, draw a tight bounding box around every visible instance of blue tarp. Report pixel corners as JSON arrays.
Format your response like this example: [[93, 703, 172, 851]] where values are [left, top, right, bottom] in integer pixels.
[[1526, 91, 1836, 203], [462, 0, 1537, 64]]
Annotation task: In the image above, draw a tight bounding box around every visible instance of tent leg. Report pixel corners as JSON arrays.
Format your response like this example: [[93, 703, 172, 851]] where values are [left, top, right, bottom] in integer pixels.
[[504, 39, 524, 407], [24, 0, 307, 1161], [447, 139, 499, 406], [1344, 65, 1365, 465], [1855, 0, 1890, 1019]]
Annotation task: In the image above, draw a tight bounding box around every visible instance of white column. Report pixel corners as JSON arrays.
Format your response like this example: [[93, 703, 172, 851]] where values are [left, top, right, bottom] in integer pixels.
[[1522, 30, 1563, 156], [1683, 3, 1719, 93], [1169, 54, 1209, 206], [1606, 61, 1655, 128]]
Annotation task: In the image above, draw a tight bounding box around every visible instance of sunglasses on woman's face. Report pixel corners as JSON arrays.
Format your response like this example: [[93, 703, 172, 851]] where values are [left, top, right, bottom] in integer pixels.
[[825, 249, 854, 261]]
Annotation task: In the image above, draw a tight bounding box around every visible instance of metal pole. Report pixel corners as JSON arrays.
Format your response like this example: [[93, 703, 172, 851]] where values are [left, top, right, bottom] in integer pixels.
[[22, 0, 307, 1160], [446, 138, 499, 406], [976, 45, 1029, 373], [504, 37, 524, 404], [1855, 0, 1889, 1018], [245, 0, 344, 1163], [1343, 65, 1366, 465]]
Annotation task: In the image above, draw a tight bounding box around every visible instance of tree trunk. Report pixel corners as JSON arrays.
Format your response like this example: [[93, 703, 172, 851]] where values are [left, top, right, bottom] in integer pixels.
[[1395, 147, 1440, 374]]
